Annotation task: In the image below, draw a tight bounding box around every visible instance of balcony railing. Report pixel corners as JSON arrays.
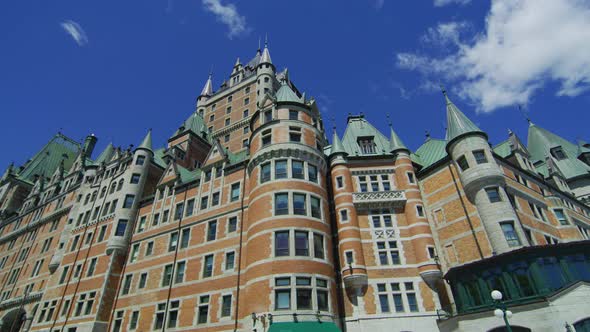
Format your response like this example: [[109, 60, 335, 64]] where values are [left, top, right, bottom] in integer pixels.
[[352, 190, 406, 209]]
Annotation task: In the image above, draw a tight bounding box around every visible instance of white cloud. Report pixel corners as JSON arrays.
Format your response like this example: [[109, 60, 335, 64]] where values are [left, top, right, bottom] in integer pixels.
[[434, 0, 471, 7], [397, 0, 590, 113], [421, 21, 469, 47], [373, 0, 385, 10], [202, 0, 248, 39], [60, 20, 88, 46]]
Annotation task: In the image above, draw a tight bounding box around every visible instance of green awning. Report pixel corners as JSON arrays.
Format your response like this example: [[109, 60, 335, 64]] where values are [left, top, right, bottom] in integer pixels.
[[268, 321, 341, 332]]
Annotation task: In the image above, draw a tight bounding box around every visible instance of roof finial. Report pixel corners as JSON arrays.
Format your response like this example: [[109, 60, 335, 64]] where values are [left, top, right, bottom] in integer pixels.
[[425, 130, 431, 140], [440, 83, 447, 97], [264, 33, 268, 48], [386, 113, 392, 128], [258, 36, 261, 51]]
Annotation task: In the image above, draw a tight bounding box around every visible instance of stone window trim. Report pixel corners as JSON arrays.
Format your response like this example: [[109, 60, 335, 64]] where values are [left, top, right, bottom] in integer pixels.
[[456, 155, 470, 172], [415, 204, 425, 218], [226, 215, 240, 235], [343, 250, 355, 267], [374, 239, 405, 266], [271, 274, 331, 313], [485, 186, 502, 203], [375, 279, 422, 314], [338, 208, 350, 224], [259, 158, 321, 185], [223, 250, 236, 272], [272, 191, 323, 220], [426, 246, 437, 261], [335, 175, 345, 190], [551, 207, 570, 226], [406, 171, 416, 185], [272, 228, 328, 261], [218, 292, 233, 320]]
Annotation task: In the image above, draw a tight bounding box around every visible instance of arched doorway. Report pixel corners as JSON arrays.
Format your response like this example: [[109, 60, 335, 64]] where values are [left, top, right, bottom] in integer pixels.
[[488, 326, 531, 332], [0, 308, 26, 332], [574, 317, 590, 332]]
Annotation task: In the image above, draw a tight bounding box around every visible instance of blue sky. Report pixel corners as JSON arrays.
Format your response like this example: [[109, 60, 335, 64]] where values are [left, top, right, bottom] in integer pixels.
[[1, 0, 590, 169]]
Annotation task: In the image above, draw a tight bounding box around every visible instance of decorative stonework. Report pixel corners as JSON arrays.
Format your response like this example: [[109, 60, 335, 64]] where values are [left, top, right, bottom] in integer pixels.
[[0, 291, 43, 310], [352, 190, 406, 209]]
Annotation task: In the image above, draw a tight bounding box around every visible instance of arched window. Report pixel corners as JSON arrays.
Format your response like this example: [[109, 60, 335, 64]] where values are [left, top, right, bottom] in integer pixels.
[[100, 187, 106, 198], [110, 182, 116, 194], [117, 179, 124, 191], [84, 194, 91, 205], [91, 191, 97, 202]]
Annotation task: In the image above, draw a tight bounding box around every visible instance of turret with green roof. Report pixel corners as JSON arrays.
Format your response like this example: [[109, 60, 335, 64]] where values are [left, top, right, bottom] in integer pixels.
[[443, 87, 486, 150]]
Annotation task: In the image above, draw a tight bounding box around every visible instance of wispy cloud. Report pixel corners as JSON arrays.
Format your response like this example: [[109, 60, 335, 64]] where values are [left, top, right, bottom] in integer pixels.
[[372, 0, 385, 10], [433, 0, 471, 7], [397, 0, 590, 113], [202, 0, 248, 39], [60, 20, 88, 46]]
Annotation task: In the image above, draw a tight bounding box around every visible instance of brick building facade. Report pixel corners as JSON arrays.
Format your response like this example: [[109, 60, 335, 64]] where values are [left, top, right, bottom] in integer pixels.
[[0, 45, 589, 332]]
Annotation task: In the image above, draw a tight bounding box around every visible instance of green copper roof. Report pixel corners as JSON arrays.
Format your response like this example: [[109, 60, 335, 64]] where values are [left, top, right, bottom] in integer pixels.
[[527, 122, 590, 179], [389, 126, 408, 153], [268, 322, 341, 332], [493, 139, 512, 158], [227, 149, 249, 165], [17, 134, 81, 183], [341, 115, 390, 156], [578, 140, 590, 155], [330, 130, 347, 156], [275, 81, 304, 104], [153, 148, 167, 168], [137, 129, 153, 153], [94, 143, 115, 164], [177, 166, 201, 184], [444, 91, 484, 143], [174, 112, 206, 137], [415, 138, 448, 169]]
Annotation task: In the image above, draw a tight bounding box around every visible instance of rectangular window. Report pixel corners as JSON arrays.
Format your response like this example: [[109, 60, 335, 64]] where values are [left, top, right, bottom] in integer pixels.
[[228, 216, 237, 233], [185, 199, 194, 217], [336, 176, 344, 188], [501, 222, 521, 247], [261, 163, 271, 183], [138, 272, 147, 289], [225, 252, 235, 270], [289, 110, 299, 120], [114, 220, 127, 237], [155, 303, 166, 329], [293, 193, 307, 215], [130, 173, 141, 184], [135, 155, 145, 165], [310, 196, 321, 219], [121, 274, 132, 295], [230, 182, 240, 202], [473, 150, 488, 164], [169, 232, 178, 252], [313, 233, 325, 259], [162, 264, 173, 286], [340, 209, 349, 222], [275, 160, 288, 179], [221, 295, 232, 317], [174, 202, 184, 221], [264, 110, 272, 123], [174, 261, 186, 284], [146, 241, 154, 256], [275, 278, 291, 310], [180, 228, 190, 248], [98, 225, 107, 242], [203, 255, 214, 278], [295, 231, 309, 256], [377, 241, 400, 265], [152, 213, 160, 226], [212, 192, 220, 206], [457, 156, 469, 171], [163, 210, 169, 222], [197, 296, 209, 324], [554, 209, 569, 225], [122, 195, 134, 209], [275, 193, 289, 215], [292, 160, 304, 179], [207, 221, 217, 241], [416, 205, 425, 217], [129, 311, 139, 330], [308, 164, 318, 183], [275, 231, 290, 256], [130, 244, 139, 263], [136, 216, 146, 233], [262, 130, 272, 147], [200, 196, 208, 210], [486, 187, 502, 203], [87, 258, 97, 277]]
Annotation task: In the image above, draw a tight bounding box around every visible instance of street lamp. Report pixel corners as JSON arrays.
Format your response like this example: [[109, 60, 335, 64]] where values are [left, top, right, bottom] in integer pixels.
[[491, 290, 513, 332]]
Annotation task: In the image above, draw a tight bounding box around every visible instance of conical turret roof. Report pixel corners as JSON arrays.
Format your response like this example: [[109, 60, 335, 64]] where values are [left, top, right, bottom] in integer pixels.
[[200, 74, 213, 97], [260, 41, 272, 65], [275, 80, 303, 104], [137, 129, 153, 153], [330, 130, 347, 157], [95, 143, 115, 164], [444, 89, 485, 143], [389, 126, 409, 154]]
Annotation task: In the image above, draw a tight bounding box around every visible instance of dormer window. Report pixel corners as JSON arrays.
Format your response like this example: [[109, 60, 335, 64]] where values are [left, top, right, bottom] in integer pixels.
[[551, 146, 567, 160], [357, 136, 376, 154]]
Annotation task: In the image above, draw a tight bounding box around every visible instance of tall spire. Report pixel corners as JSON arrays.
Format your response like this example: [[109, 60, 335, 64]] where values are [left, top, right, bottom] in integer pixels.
[[234, 57, 241, 67], [330, 129, 347, 157], [200, 72, 213, 97], [389, 126, 409, 154], [442, 86, 485, 144], [260, 35, 272, 65], [137, 129, 153, 154]]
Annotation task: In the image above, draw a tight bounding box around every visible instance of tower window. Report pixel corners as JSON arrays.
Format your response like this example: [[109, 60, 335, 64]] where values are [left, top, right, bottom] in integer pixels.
[[226, 106, 232, 114], [456, 155, 470, 171], [553, 208, 569, 225], [486, 187, 502, 203], [357, 136, 376, 154], [209, 115, 215, 122], [225, 118, 230, 126], [264, 110, 272, 123], [243, 109, 249, 118], [262, 129, 272, 147], [244, 97, 249, 105], [289, 126, 301, 142], [473, 150, 488, 164], [501, 221, 521, 247], [289, 110, 299, 120]]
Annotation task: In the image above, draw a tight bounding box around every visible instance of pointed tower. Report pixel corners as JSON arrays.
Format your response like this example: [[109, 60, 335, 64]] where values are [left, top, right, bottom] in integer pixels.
[[443, 88, 528, 254], [106, 129, 154, 255], [256, 39, 276, 105], [197, 73, 213, 106]]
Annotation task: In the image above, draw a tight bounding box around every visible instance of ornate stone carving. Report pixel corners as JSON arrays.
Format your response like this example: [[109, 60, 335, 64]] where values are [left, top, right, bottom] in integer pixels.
[[352, 190, 406, 209]]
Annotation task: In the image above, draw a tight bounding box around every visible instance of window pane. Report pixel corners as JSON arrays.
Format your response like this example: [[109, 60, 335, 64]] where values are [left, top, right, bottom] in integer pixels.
[[275, 160, 288, 179], [275, 231, 289, 256], [313, 234, 324, 259], [295, 231, 309, 256], [292, 160, 304, 179], [275, 290, 290, 310], [296, 289, 312, 309], [293, 194, 306, 215], [275, 193, 289, 215], [379, 294, 390, 312], [310, 197, 321, 218]]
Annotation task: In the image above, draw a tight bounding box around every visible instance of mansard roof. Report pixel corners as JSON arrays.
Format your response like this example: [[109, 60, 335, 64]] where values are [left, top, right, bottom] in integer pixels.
[[174, 112, 207, 138], [527, 122, 590, 179], [341, 114, 390, 156], [415, 137, 448, 169], [16, 133, 81, 184]]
